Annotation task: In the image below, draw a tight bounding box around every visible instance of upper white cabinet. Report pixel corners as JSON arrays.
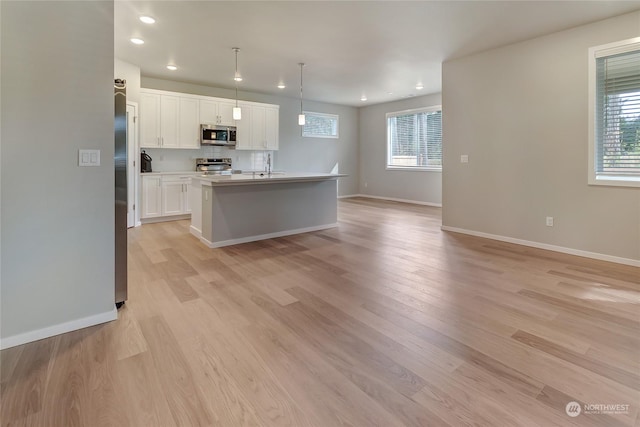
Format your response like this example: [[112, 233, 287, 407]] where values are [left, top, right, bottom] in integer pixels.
[[141, 88, 279, 150], [140, 92, 180, 148], [218, 101, 237, 126], [140, 89, 198, 149], [264, 106, 279, 150], [199, 99, 237, 126], [236, 104, 279, 151], [199, 100, 218, 125], [179, 97, 200, 149], [235, 102, 252, 150], [140, 93, 161, 148], [160, 95, 179, 148]]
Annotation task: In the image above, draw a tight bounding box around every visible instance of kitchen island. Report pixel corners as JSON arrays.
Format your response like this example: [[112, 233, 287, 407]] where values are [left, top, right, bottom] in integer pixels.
[[190, 173, 345, 248]]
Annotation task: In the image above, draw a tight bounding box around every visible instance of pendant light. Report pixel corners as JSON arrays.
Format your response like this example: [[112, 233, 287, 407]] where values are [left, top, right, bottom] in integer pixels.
[[298, 62, 305, 126], [232, 47, 242, 120]]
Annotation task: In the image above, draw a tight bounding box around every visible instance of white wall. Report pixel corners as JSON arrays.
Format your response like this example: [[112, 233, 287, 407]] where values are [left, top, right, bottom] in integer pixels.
[[1, 1, 116, 346], [442, 11, 640, 264], [141, 77, 360, 196], [359, 94, 443, 205], [115, 58, 141, 104]]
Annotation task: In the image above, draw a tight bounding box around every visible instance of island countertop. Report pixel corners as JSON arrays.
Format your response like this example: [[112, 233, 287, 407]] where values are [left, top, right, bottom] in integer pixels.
[[192, 172, 346, 186]]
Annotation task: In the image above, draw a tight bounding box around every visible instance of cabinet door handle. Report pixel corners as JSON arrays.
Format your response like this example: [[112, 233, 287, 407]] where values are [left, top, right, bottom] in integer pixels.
[[161, 137, 164, 146]]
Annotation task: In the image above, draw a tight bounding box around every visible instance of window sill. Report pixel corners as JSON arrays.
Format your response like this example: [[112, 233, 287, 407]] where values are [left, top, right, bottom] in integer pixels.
[[386, 166, 442, 172], [589, 175, 640, 188]]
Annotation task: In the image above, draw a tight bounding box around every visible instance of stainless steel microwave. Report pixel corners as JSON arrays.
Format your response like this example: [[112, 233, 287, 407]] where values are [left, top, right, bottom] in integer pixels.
[[200, 124, 237, 147]]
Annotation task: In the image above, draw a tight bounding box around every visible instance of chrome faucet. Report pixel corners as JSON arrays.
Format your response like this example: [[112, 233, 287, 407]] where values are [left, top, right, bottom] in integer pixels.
[[267, 152, 271, 176]]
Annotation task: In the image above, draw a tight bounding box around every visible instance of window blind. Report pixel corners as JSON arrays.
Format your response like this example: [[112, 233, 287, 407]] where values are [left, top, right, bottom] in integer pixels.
[[387, 109, 442, 168], [595, 49, 640, 176]]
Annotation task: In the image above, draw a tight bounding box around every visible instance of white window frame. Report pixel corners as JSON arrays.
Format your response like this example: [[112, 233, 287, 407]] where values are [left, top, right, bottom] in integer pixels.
[[386, 105, 442, 172], [588, 37, 640, 188], [302, 111, 339, 139]]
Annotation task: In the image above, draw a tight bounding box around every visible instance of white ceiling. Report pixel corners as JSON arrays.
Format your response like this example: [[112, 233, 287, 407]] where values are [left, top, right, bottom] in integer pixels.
[[115, 1, 640, 107]]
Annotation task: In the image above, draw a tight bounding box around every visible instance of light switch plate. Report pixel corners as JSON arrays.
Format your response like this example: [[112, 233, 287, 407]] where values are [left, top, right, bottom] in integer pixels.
[[79, 149, 100, 167], [460, 155, 469, 163]]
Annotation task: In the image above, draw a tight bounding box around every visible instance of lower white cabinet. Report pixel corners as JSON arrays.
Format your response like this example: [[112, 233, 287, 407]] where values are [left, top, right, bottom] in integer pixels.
[[141, 175, 162, 218], [141, 174, 192, 220]]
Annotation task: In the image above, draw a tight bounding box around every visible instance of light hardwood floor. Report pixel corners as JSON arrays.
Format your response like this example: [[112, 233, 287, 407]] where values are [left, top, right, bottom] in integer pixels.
[[1, 197, 639, 426]]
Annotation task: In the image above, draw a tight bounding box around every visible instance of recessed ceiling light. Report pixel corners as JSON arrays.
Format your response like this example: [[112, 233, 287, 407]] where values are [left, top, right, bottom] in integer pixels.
[[387, 92, 393, 95], [360, 96, 367, 101], [277, 83, 286, 89], [166, 65, 177, 71], [416, 84, 424, 90], [130, 38, 144, 45], [139, 16, 155, 24]]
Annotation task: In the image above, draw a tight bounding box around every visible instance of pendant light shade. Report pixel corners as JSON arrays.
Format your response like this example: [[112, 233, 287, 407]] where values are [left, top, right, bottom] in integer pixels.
[[298, 62, 305, 126], [232, 47, 242, 120]]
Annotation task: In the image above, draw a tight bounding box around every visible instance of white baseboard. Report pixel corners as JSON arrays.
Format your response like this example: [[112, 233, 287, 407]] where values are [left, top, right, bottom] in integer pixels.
[[441, 225, 640, 267], [189, 225, 202, 239], [340, 193, 442, 208], [1, 307, 118, 350], [141, 214, 190, 224], [201, 223, 339, 248]]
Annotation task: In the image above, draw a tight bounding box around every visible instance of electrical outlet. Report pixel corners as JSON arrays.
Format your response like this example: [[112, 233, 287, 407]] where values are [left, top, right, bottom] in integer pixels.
[[460, 154, 469, 163], [546, 216, 554, 227]]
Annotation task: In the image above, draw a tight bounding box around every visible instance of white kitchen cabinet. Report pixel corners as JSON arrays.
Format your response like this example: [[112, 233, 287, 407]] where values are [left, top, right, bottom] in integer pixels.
[[178, 97, 200, 149], [218, 101, 237, 126], [199, 99, 237, 126], [140, 93, 161, 148], [141, 175, 162, 218], [142, 174, 192, 220], [250, 106, 266, 150], [140, 88, 279, 151], [236, 104, 279, 150], [141, 90, 200, 149], [140, 92, 179, 148], [161, 175, 192, 216], [235, 102, 252, 150], [199, 100, 218, 124], [162, 181, 184, 216], [264, 106, 279, 150]]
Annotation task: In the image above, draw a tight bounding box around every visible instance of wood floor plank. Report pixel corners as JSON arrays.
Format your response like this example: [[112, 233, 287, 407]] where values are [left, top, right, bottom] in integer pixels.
[[511, 330, 640, 390], [2, 198, 638, 426], [137, 315, 212, 427], [0, 338, 56, 421], [115, 352, 175, 427]]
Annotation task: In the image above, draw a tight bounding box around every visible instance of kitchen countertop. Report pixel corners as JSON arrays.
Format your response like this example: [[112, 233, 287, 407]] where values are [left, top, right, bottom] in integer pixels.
[[140, 171, 199, 176], [192, 172, 346, 186]]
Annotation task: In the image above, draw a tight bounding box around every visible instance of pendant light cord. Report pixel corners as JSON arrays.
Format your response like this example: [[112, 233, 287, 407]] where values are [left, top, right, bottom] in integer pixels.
[[299, 63, 305, 115], [234, 48, 240, 108]]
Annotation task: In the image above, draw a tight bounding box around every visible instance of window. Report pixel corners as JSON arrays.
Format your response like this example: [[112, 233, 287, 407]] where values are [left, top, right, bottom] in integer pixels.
[[386, 106, 442, 170], [589, 38, 640, 187], [302, 112, 339, 138]]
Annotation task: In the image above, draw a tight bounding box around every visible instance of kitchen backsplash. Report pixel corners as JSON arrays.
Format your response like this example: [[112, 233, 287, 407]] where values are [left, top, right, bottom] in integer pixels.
[[141, 147, 273, 173]]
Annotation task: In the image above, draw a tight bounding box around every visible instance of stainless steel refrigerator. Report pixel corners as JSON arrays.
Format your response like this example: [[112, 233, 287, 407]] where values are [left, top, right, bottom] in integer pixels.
[[114, 79, 128, 307]]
